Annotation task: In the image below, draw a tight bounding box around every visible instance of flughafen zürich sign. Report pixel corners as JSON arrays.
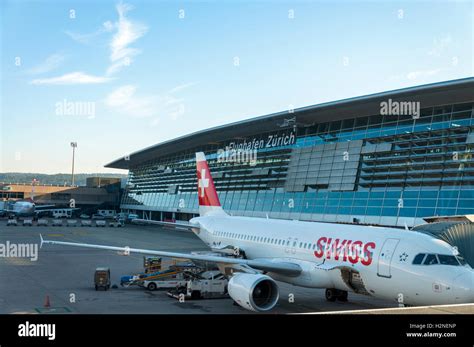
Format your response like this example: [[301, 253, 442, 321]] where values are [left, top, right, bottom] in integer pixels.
[[225, 130, 296, 152]]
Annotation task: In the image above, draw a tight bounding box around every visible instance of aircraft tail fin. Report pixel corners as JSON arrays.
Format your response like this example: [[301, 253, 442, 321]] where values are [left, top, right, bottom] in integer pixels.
[[195, 152, 227, 217]]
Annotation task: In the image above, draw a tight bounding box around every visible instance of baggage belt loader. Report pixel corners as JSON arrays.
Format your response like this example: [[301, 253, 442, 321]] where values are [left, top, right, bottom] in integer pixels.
[[120, 256, 202, 288]]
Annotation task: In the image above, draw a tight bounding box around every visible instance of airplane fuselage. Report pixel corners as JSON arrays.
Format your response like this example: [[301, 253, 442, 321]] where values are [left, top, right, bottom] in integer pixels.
[[9, 201, 36, 217], [191, 214, 474, 306]]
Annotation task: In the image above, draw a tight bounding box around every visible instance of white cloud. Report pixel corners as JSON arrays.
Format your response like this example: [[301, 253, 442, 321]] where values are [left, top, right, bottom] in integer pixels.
[[169, 103, 185, 120], [428, 35, 452, 57], [30, 72, 113, 85], [106, 3, 148, 75], [65, 21, 115, 44], [406, 69, 441, 81], [104, 83, 194, 124], [168, 82, 198, 94], [150, 118, 161, 127], [27, 54, 65, 75], [104, 85, 156, 118], [54, 2, 147, 84], [103, 20, 115, 32]]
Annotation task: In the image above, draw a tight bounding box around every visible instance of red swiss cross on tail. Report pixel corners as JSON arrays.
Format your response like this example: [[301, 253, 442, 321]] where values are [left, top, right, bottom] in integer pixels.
[[196, 152, 227, 217]]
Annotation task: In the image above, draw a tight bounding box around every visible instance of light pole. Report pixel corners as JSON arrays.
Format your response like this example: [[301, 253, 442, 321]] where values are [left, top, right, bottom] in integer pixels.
[[70, 142, 77, 186], [31, 178, 37, 202]]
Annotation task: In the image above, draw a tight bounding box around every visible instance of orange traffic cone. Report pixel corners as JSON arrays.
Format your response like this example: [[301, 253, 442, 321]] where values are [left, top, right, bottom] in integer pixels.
[[44, 295, 51, 308]]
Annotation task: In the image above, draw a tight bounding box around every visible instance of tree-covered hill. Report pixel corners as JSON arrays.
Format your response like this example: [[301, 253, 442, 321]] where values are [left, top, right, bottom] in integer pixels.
[[0, 173, 128, 186]]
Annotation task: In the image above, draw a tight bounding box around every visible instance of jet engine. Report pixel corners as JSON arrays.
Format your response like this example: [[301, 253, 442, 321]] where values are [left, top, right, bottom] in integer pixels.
[[228, 273, 279, 312]]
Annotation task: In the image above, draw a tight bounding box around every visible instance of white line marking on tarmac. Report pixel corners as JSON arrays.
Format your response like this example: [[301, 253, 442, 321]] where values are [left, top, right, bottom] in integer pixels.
[[301, 303, 474, 314]]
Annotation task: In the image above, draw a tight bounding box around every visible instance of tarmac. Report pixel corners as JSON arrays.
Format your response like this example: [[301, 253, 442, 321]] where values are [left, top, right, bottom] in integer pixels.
[[0, 219, 470, 314]]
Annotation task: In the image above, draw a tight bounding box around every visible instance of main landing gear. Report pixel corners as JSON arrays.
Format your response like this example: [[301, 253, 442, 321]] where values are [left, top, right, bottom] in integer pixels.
[[325, 288, 348, 302]]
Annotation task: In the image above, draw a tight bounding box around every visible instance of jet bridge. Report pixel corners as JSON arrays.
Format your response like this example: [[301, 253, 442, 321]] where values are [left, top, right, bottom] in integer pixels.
[[412, 219, 474, 267]]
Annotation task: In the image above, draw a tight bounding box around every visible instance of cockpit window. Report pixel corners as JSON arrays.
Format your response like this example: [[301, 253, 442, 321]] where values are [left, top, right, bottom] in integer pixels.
[[414, 253, 468, 267], [423, 254, 439, 265], [412, 253, 426, 265], [438, 254, 459, 266]]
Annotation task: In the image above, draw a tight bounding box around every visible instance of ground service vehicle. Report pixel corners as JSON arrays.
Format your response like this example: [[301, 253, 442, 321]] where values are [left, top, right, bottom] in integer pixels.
[[94, 267, 111, 291], [168, 271, 228, 300]]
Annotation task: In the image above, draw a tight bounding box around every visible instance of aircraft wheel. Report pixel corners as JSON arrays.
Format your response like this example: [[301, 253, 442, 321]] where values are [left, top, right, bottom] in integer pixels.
[[337, 291, 348, 302], [325, 288, 337, 302]]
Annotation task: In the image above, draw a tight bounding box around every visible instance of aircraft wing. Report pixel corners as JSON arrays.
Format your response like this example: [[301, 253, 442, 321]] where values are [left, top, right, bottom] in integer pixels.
[[40, 235, 301, 276], [34, 205, 57, 210], [131, 219, 200, 230]]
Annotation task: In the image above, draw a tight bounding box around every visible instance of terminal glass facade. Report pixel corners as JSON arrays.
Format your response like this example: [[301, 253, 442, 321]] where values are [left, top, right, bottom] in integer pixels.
[[120, 101, 474, 227]]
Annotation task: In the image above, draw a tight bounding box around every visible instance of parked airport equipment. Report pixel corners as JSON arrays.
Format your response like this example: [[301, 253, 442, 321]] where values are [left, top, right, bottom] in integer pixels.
[[7, 219, 18, 226], [67, 220, 78, 227], [124, 268, 183, 288], [143, 275, 188, 291], [52, 219, 63, 227], [167, 270, 229, 300], [121, 257, 200, 288], [95, 220, 106, 227], [97, 210, 116, 219], [108, 219, 124, 228], [23, 219, 33, 226], [94, 267, 111, 291], [117, 212, 136, 223], [144, 256, 164, 273], [126, 213, 139, 222], [81, 220, 92, 227], [37, 219, 48, 226]]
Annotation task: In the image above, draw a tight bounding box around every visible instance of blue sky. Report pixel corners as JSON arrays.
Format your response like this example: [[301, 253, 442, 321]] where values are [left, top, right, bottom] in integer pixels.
[[1, 0, 473, 174]]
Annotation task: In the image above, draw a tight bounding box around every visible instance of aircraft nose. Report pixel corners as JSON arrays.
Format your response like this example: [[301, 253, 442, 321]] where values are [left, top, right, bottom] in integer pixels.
[[453, 272, 474, 303]]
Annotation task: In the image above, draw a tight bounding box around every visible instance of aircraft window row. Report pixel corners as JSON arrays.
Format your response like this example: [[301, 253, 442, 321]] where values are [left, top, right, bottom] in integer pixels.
[[215, 231, 375, 257], [215, 231, 328, 252], [412, 253, 467, 266], [215, 231, 291, 246], [299, 242, 317, 250]]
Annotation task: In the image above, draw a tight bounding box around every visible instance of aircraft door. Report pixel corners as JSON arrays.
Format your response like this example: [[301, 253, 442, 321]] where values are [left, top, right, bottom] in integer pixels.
[[377, 238, 400, 278]]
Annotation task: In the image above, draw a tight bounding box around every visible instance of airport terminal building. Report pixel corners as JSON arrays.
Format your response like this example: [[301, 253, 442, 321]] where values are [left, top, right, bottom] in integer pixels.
[[106, 78, 474, 228]]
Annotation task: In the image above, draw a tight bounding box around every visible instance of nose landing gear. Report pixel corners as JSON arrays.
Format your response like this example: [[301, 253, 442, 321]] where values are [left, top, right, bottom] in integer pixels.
[[325, 288, 348, 302]]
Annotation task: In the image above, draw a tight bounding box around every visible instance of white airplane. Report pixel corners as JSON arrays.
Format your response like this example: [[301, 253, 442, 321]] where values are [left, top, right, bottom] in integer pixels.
[[3, 200, 57, 217], [41, 152, 474, 312]]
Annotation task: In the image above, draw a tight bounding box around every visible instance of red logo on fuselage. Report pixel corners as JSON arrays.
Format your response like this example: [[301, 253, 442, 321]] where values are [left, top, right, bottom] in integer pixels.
[[314, 237, 376, 266]]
